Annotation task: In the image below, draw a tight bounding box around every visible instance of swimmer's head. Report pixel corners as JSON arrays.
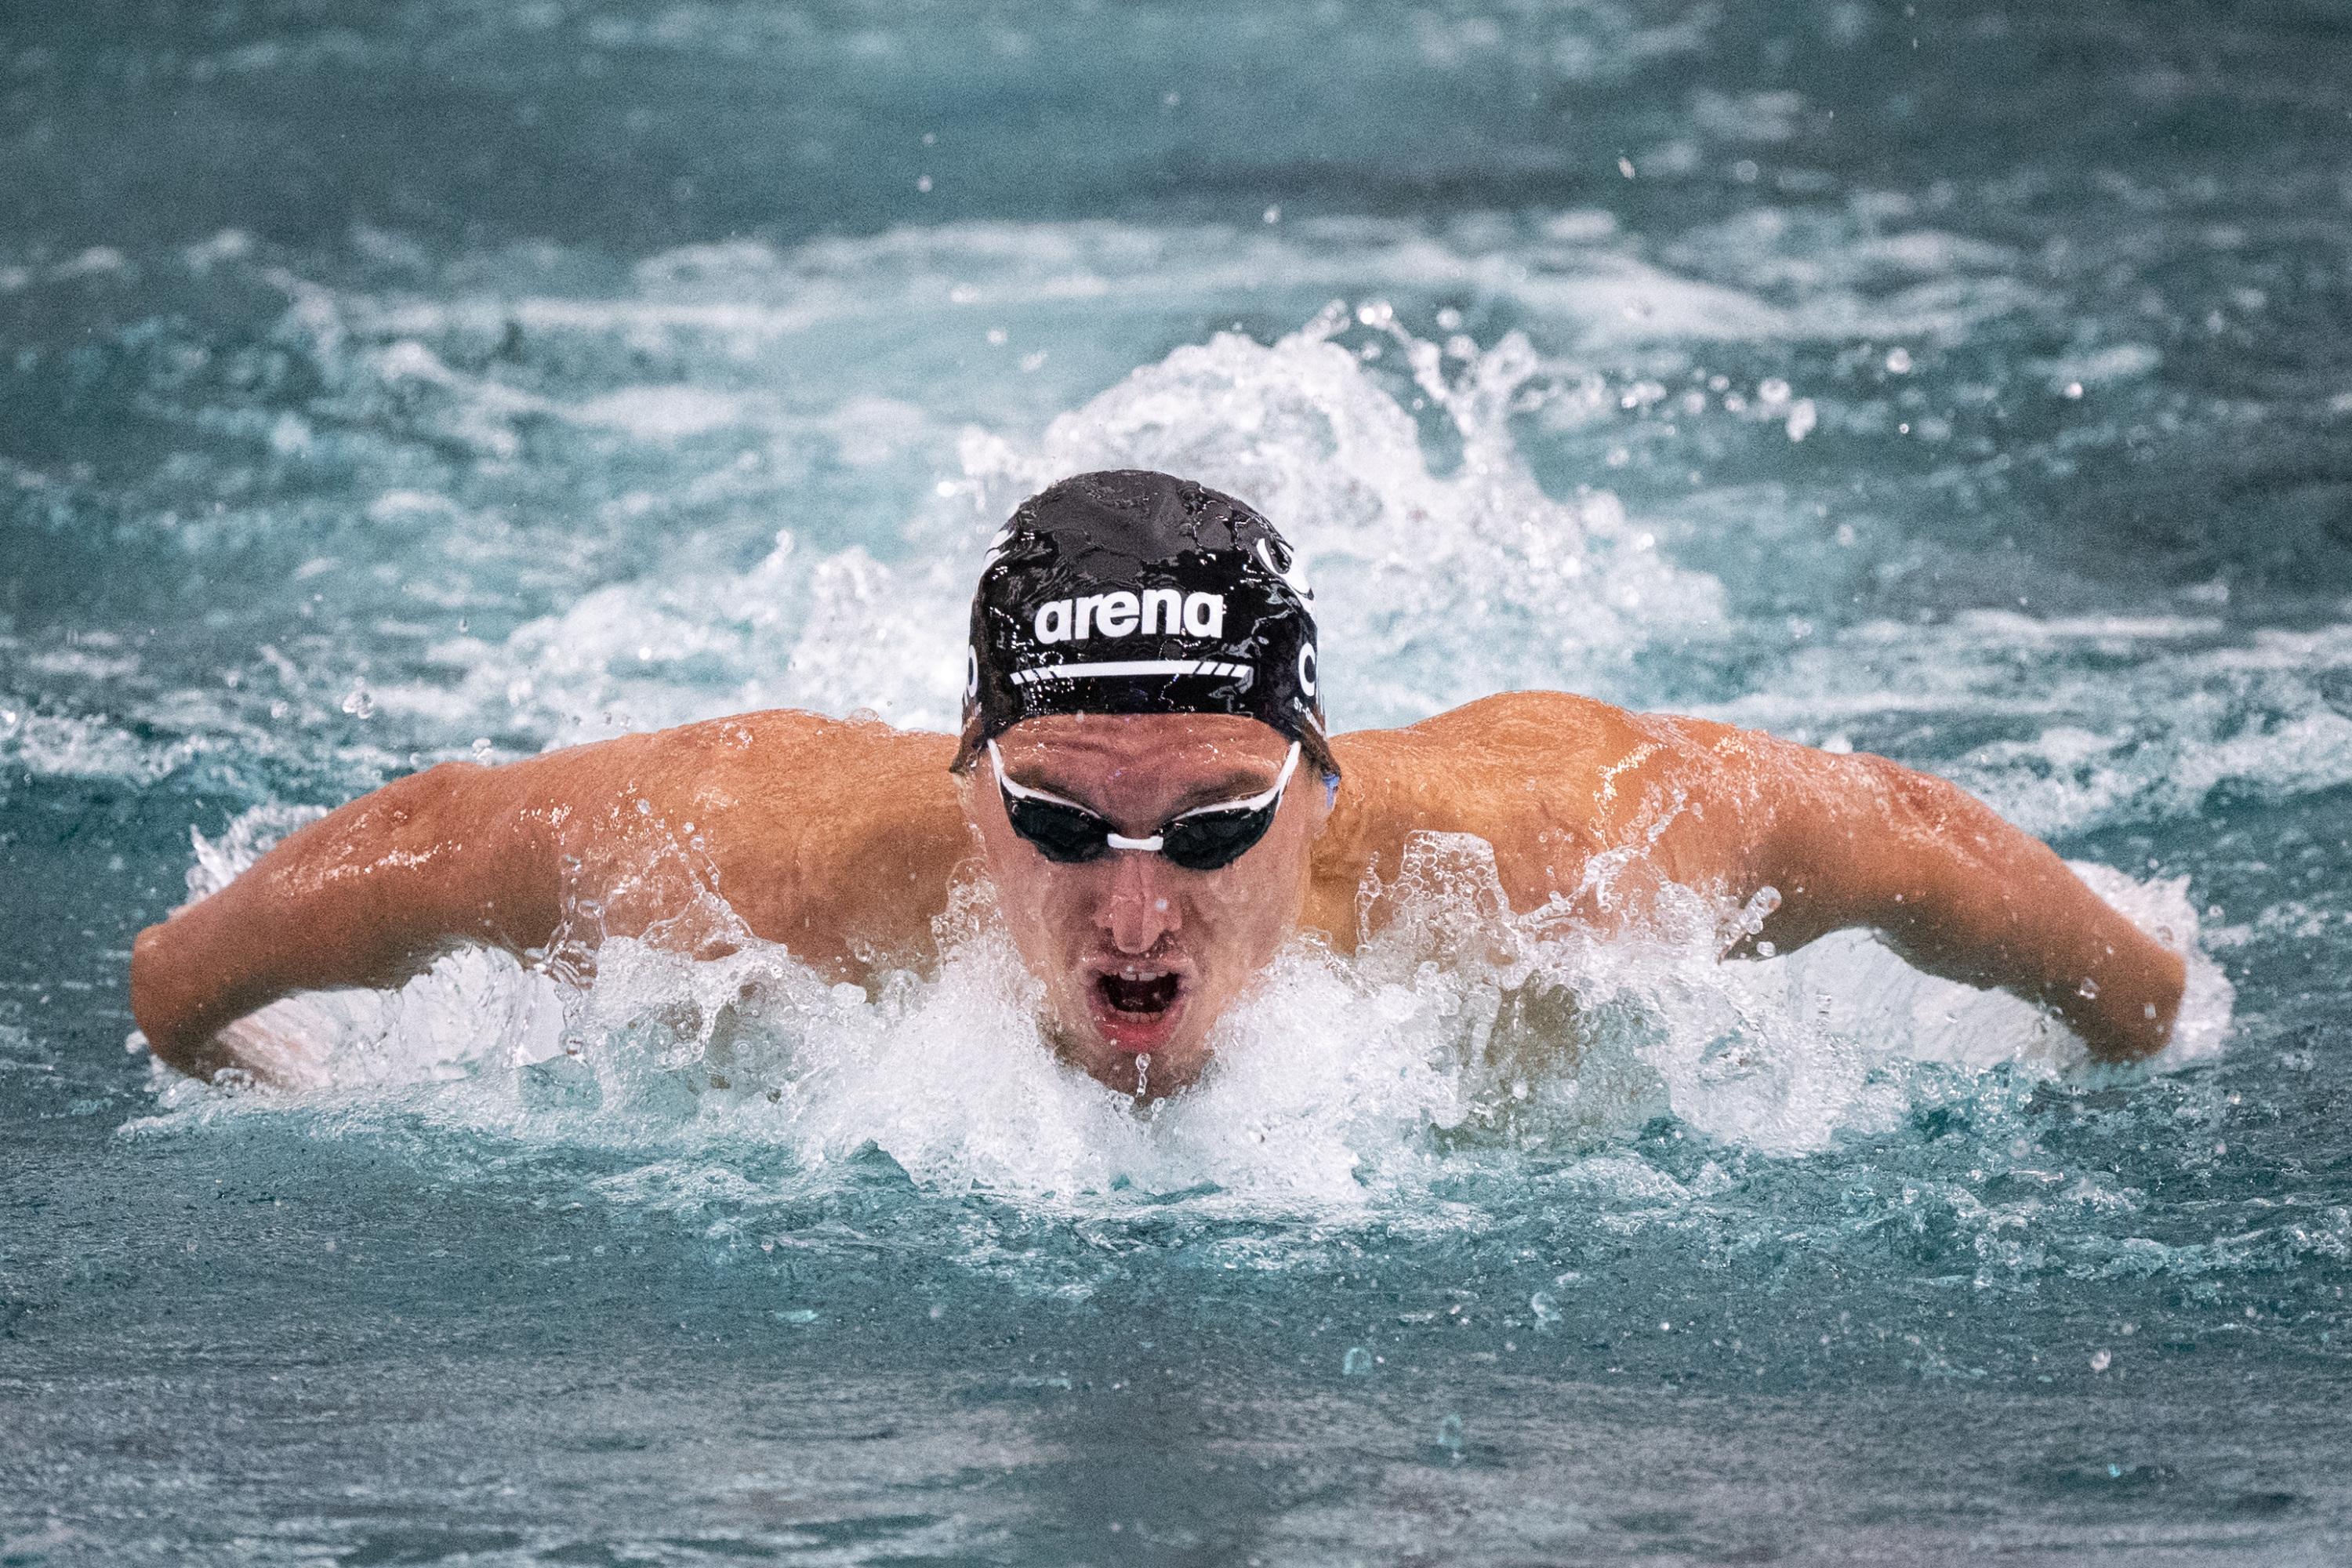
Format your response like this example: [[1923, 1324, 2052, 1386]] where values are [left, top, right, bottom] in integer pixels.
[[952, 472, 1336, 1096]]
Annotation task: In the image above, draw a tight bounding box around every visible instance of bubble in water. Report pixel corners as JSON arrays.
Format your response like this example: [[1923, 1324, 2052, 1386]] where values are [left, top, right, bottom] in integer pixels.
[[2078, 978, 2100, 1000], [1529, 1290, 1561, 1329], [1436, 1413, 1465, 1459], [1342, 1346, 1373, 1375], [774, 1308, 818, 1324], [339, 684, 375, 719], [2089, 1348, 2113, 1372]]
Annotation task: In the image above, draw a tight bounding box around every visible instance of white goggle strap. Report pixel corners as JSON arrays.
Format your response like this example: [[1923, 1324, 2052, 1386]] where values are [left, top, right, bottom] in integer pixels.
[[986, 739, 1301, 856]]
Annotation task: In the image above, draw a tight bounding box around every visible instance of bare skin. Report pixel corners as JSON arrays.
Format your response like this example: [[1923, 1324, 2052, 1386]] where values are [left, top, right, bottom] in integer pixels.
[[129, 692, 2187, 1091]]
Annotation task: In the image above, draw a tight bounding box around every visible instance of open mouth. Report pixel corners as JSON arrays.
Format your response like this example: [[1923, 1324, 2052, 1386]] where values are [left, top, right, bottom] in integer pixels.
[[1098, 970, 1181, 1014], [1080, 960, 1193, 1056]]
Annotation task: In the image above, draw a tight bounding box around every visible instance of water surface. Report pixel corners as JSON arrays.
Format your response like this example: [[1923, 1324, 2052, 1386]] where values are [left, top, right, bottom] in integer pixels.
[[5, 2, 2352, 1563]]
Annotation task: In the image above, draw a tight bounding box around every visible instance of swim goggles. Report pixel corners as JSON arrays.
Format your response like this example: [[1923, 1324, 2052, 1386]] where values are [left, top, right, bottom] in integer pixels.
[[987, 739, 1301, 870]]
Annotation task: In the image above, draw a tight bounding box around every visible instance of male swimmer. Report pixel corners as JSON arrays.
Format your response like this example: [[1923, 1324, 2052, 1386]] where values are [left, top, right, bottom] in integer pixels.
[[131, 470, 2187, 1094]]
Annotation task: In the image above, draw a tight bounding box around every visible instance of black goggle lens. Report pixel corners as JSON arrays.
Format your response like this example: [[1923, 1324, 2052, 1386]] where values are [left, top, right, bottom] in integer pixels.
[[1159, 805, 1279, 870], [1003, 798, 1114, 864]]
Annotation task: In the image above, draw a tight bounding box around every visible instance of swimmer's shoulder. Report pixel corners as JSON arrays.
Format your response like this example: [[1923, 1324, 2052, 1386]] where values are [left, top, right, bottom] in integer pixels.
[[1311, 691, 1751, 918], [514, 709, 970, 966], [509, 708, 959, 820], [644, 707, 964, 853], [1324, 691, 1651, 808]]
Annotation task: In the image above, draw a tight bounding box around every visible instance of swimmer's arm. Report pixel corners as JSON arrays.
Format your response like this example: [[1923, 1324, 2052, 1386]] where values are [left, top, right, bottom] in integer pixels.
[[1732, 746, 2187, 1062], [128, 760, 561, 1080]]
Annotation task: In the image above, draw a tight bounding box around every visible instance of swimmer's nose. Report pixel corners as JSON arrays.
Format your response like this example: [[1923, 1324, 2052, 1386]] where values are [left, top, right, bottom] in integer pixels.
[[1100, 851, 1181, 954]]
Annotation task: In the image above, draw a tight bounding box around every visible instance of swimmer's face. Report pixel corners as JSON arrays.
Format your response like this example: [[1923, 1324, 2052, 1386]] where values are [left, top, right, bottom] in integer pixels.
[[961, 713, 1328, 1098]]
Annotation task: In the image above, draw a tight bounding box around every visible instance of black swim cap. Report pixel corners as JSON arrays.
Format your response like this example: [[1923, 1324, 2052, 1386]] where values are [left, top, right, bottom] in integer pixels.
[[952, 470, 1335, 779]]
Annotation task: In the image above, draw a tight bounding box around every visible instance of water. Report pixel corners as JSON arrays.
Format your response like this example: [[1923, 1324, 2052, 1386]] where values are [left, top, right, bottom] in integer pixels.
[[5, 1, 2352, 1561]]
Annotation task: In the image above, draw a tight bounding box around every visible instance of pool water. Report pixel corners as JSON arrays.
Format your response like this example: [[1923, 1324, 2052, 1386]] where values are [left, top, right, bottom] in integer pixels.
[[5, 1, 2352, 1562]]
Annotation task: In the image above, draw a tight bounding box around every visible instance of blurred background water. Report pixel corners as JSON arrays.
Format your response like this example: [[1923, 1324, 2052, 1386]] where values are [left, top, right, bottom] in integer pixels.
[[5, 1, 2352, 1563]]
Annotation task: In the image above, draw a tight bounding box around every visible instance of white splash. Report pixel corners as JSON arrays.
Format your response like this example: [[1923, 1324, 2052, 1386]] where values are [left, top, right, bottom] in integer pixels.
[[145, 800, 2232, 1203]]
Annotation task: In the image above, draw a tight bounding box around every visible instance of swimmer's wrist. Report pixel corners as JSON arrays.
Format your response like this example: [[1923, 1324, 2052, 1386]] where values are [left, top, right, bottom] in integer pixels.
[[130, 902, 289, 1080]]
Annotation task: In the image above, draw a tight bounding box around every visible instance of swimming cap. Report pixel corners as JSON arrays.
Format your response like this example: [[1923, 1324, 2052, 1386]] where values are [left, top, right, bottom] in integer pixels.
[[952, 470, 1336, 779]]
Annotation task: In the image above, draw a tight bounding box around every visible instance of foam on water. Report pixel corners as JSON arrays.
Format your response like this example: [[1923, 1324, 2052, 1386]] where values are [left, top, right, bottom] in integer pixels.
[[379, 292, 1724, 747], [1710, 612, 2352, 840]]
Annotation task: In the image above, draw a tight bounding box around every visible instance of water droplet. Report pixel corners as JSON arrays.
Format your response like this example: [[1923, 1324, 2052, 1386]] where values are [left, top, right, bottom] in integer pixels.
[[470, 736, 493, 761], [339, 684, 374, 719], [1529, 1290, 1560, 1328], [1755, 939, 1776, 957], [1342, 1346, 1373, 1375], [1435, 1414, 1464, 1457], [2090, 1348, 2112, 1372], [774, 1308, 818, 1324], [1616, 156, 1636, 179], [1886, 346, 1913, 374], [2078, 978, 2100, 1000]]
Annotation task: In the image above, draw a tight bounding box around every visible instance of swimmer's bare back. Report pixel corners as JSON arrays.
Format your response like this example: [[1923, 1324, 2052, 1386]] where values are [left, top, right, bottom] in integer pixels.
[[129, 692, 2185, 1079]]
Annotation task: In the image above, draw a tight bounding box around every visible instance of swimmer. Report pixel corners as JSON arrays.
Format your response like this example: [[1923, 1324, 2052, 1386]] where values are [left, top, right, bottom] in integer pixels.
[[129, 470, 2187, 1093]]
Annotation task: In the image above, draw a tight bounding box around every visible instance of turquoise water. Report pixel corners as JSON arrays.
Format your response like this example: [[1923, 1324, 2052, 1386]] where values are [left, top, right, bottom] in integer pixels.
[[6, 2, 2352, 1562]]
